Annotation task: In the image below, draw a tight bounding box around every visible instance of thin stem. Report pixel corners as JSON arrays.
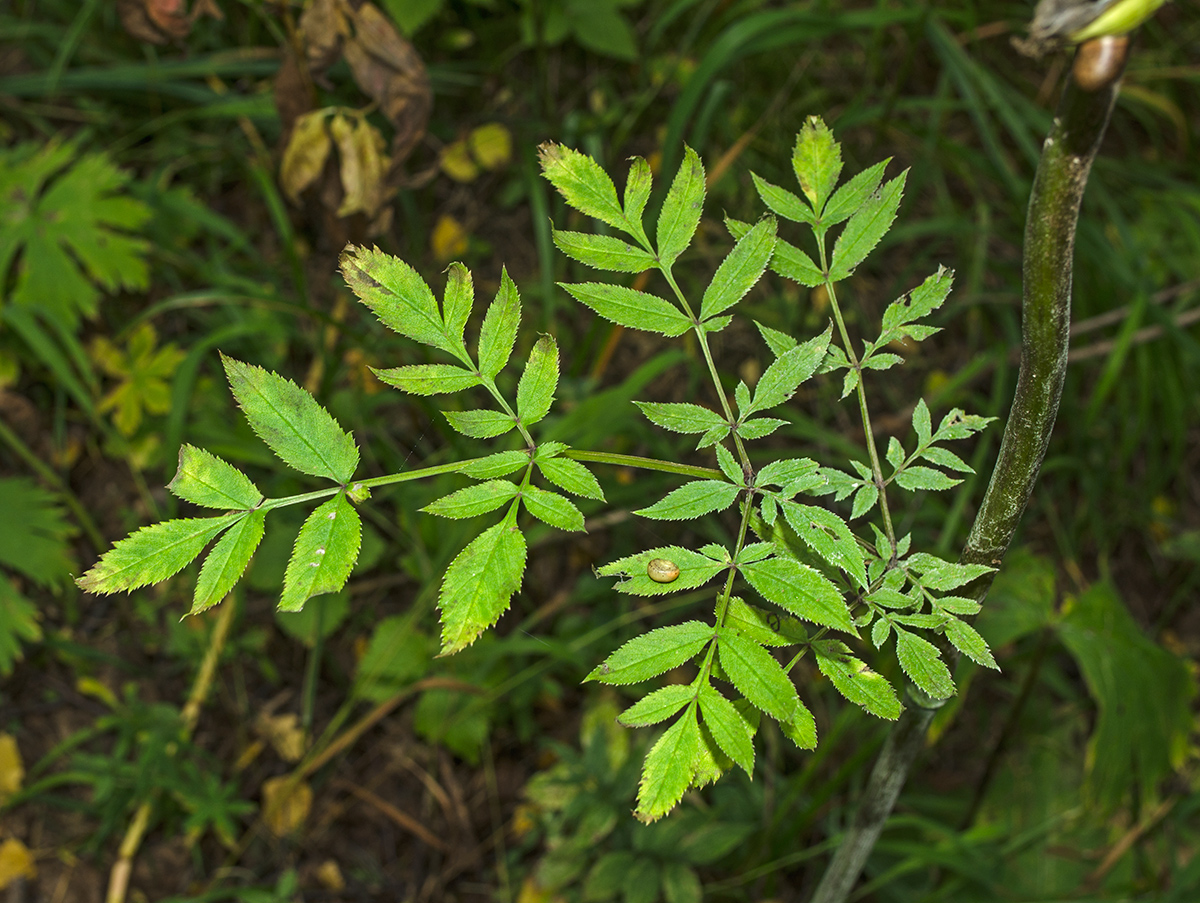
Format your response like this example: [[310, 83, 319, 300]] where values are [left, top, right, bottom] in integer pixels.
[[816, 233, 896, 549], [811, 49, 1124, 903], [563, 449, 721, 480]]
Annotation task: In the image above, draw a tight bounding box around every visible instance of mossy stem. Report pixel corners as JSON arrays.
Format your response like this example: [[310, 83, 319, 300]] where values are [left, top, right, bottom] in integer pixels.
[[810, 53, 1124, 903]]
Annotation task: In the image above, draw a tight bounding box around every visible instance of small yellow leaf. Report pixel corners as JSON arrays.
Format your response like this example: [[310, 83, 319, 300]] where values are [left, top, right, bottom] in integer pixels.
[[516, 876, 566, 903], [431, 214, 469, 263], [255, 712, 305, 763], [468, 123, 512, 171], [280, 110, 333, 203], [261, 776, 312, 837], [0, 839, 36, 888], [316, 859, 345, 891], [0, 734, 23, 804], [440, 139, 478, 183], [331, 114, 391, 218]]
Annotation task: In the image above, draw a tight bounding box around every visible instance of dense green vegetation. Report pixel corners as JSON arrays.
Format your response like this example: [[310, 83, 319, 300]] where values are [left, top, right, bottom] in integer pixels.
[[1, 1, 1198, 901]]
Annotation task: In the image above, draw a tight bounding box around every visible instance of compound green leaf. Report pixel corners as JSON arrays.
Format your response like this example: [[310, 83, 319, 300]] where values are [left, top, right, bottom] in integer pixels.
[[521, 485, 584, 532], [517, 335, 558, 427], [561, 283, 691, 337], [750, 172, 814, 224], [724, 596, 807, 647], [741, 556, 854, 634], [192, 509, 266, 614], [438, 518, 527, 654], [813, 640, 901, 719], [443, 409, 517, 439], [943, 617, 997, 669], [478, 268, 521, 379], [422, 480, 519, 519], [458, 450, 529, 479], [624, 156, 652, 234], [912, 398, 932, 447], [373, 363, 481, 396], [169, 445, 263, 510], [340, 245, 457, 355], [905, 553, 994, 591], [792, 116, 842, 212], [656, 146, 705, 268], [779, 700, 817, 750], [635, 401, 726, 435], [919, 446, 973, 474], [879, 266, 954, 345], [635, 480, 741, 521], [222, 355, 359, 483], [636, 706, 701, 823], [553, 231, 657, 273], [535, 455, 604, 500], [894, 466, 961, 492], [755, 320, 797, 357], [586, 621, 714, 685], [828, 171, 906, 282], [698, 684, 755, 774], [717, 630, 799, 723], [77, 513, 241, 595], [780, 501, 867, 589], [279, 493, 361, 612], [822, 159, 889, 227], [747, 325, 832, 415], [619, 684, 697, 728], [442, 262, 473, 356], [894, 628, 955, 699], [597, 546, 726, 596], [538, 142, 627, 231], [699, 217, 776, 321]]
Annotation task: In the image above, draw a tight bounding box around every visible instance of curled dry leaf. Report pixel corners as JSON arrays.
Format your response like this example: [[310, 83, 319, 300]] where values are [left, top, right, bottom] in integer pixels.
[[262, 775, 313, 837], [330, 113, 391, 218], [280, 110, 333, 203]]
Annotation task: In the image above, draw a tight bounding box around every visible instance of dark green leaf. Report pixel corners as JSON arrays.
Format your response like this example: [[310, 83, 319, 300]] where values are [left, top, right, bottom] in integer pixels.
[[597, 546, 726, 596], [700, 217, 776, 320], [521, 486, 584, 532], [750, 172, 814, 224], [792, 116, 842, 212], [517, 335, 558, 427], [222, 355, 359, 483], [636, 707, 701, 823], [478, 268, 522, 379], [443, 409, 517, 439], [535, 455, 603, 501], [373, 363, 481, 396], [747, 325, 831, 415], [698, 684, 755, 773], [192, 509, 266, 613], [422, 480, 519, 519], [340, 245, 458, 355], [894, 628, 954, 699], [636, 401, 726, 435], [587, 621, 714, 684], [717, 630, 799, 722], [458, 450, 529, 479], [0, 580, 41, 676], [822, 159, 889, 227], [553, 230, 656, 273], [438, 518, 527, 654], [279, 493, 361, 612], [0, 478, 75, 588], [77, 514, 241, 595], [168, 445, 263, 511], [828, 171, 906, 282], [661, 862, 703, 903], [561, 282, 692, 336], [723, 596, 807, 646], [656, 146, 705, 268], [636, 480, 741, 521], [539, 143, 626, 231], [741, 556, 854, 634], [619, 684, 696, 727], [813, 640, 901, 719]]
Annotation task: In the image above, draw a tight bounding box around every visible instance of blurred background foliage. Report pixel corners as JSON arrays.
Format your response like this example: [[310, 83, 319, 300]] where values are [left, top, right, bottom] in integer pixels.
[[0, 0, 1198, 900]]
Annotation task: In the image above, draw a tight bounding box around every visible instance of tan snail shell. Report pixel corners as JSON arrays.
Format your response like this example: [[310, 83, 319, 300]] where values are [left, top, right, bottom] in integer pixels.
[[1072, 35, 1130, 93], [646, 558, 681, 583]]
